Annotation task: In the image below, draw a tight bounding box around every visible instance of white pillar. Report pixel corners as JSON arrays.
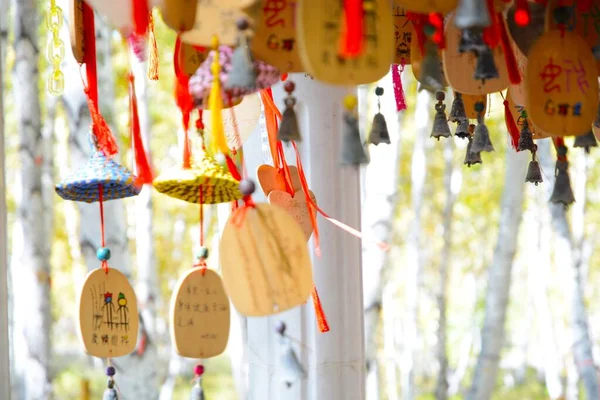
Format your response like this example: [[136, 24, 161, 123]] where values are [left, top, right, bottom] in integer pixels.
[[0, 28, 10, 399], [239, 75, 365, 400]]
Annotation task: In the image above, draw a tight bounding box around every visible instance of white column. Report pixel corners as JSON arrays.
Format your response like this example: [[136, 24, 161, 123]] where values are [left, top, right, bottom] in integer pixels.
[[0, 28, 10, 399], [240, 75, 365, 400]]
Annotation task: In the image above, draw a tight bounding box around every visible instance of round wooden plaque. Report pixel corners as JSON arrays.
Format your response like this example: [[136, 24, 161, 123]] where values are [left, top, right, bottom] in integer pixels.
[[180, 5, 252, 47], [251, 0, 304, 72], [219, 203, 313, 316], [77, 268, 138, 358], [169, 268, 230, 359], [202, 93, 261, 151], [526, 29, 599, 137], [159, 0, 198, 32], [392, 3, 416, 66], [442, 13, 509, 95], [296, 0, 393, 85]]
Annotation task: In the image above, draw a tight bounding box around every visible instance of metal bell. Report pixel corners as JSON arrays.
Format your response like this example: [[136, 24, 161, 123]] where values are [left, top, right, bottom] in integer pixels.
[[455, 118, 470, 139], [474, 48, 499, 82], [550, 146, 575, 206], [226, 19, 257, 90], [342, 113, 369, 165], [431, 91, 451, 140], [459, 28, 487, 54], [464, 135, 482, 167], [189, 381, 206, 400], [573, 130, 597, 153], [369, 86, 390, 145], [449, 92, 467, 123], [471, 111, 494, 153], [103, 379, 119, 400], [517, 119, 535, 152], [276, 322, 306, 388], [369, 113, 391, 145], [454, 0, 492, 30], [526, 156, 543, 186], [419, 42, 445, 93], [278, 96, 301, 142]]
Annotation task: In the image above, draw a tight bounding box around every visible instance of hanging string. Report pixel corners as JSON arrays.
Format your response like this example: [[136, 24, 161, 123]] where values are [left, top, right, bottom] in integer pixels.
[[392, 63, 407, 112], [195, 185, 208, 275], [98, 184, 108, 274], [82, 3, 118, 158]]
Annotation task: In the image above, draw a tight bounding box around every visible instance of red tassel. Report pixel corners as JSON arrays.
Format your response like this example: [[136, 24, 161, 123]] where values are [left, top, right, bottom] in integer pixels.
[[225, 155, 242, 181], [407, 12, 428, 56], [428, 13, 445, 49], [132, 0, 150, 36], [339, 0, 363, 57], [311, 285, 330, 333], [497, 13, 521, 85], [83, 3, 119, 158], [503, 100, 520, 150], [392, 64, 407, 112], [174, 37, 194, 168], [147, 12, 159, 81], [128, 73, 154, 185]]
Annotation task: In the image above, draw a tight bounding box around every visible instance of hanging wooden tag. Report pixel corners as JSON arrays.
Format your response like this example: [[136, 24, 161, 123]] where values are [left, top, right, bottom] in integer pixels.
[[220, 203, 313, 316], [159, 0, 197, 32], [393, 0, 457, 14], [169, 268, 230, 358], [180, 5, 253, 47], [268, 189, 317, 241], [410, 37, 447, 87], [77, 268, 138, 358], [506, 1, 547, 56], [392, 4, 415, 66], [251, 0, 303, 72], [256, 164, 303, 195], [69, 0, 85, 63], [442, 13, 509, 95], [178, 41, 210, 77], [507, 90, 552, 139], [462, 94, 487, 119], [550, 0, 600, 75], [202, 93, 262, 151], [296, 0, 394, 85], [526, 29, 599, 137], [509, 45, 528, 107]]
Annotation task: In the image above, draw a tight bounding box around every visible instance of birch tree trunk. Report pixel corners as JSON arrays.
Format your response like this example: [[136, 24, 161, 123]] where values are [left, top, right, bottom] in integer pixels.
[[401, 89, 431, 400], [10, 0, 52, 398], [435, 137, 460, 400], [538, 140, 599, 400], [467, 148, 529, 400], [362, 73, 404, 400]]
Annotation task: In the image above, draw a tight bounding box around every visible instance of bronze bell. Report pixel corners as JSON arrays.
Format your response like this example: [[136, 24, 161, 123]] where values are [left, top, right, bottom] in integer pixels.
[[517, 119, 535, 152], [278, 97, 301, 142], [449, 92, 467, 123], [431, 91, 451, 140], [550, 146, 575, 207], [455, 118, 470, 139], [474, 48, 499, 82], [464, 136, 482, 167], [471, 103, 494, 153], [369, 86, 391, 145], [419, 42, 445, 93], [276, 321, 307, 388], [573, 130, 597, 153], [455, 0, 492, 30], [526, 154, 543, 186], [459, 28, 487, 54], [342, 113, 369, 165]]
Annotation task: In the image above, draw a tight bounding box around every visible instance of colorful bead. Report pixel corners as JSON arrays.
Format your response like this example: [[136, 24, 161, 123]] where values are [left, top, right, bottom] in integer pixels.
[[275, 321, 286, 335], [436, 91, 445, 101], [97, 247, 111, 261], [284, 80, 296, 93], [343, 95, 358, 111], [106, 366, 116, 376], [474, 101, 485, 113], [196, 247, 209, 260], [239, 179, 256, 196], [375, 86, 384, 96], [194, 364, 205, 376]]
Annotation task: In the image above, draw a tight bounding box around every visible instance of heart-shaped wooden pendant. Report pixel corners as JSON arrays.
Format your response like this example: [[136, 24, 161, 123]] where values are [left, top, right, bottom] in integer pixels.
[[268, 189, 317, 241], [256, 164, 302, 195]]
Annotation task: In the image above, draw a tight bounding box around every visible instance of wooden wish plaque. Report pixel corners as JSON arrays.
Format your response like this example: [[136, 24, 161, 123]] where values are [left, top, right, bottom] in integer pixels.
[[169, 268, 231, 358], [219, 203, 313, 316], [68, 0, 84, 63], [251, 0, 304, 72], [393, 0, 457, 14], [178, 41, 210, 77], [506, 89, 552, 139], [160, 0, 198, 32], [268, 189, 317, 241], [526, 30, 599, 137], [442, 13, 509, 95], [296, 0, 393, 85], [256, 164, 302, 195], [392, 3, 415, 66], [180, 3, 253, 47], [77, 268, 138, 358]]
